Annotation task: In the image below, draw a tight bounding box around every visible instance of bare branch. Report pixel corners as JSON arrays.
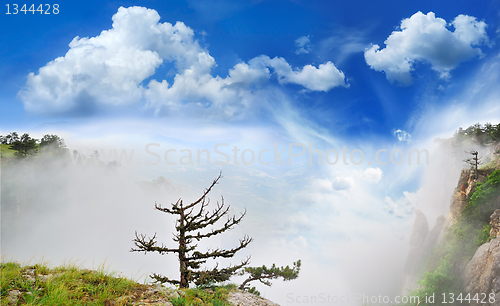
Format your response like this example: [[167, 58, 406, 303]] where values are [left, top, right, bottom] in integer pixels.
[[186, 235, 253, 260], [130, 231, 179, 255], [184, 172, 222, 210]]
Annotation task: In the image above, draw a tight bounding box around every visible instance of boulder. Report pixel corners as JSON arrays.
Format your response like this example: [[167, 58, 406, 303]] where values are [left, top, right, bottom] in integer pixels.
[[228, 290, 280, 306], [463, 237, 500, 306]]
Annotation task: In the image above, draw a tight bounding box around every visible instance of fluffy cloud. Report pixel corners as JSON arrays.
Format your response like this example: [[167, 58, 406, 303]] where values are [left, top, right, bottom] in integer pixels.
[[295, 35, 311, 54], [19, 6, 199, 115], [393, 129, 411, 143], [260, 56, 348, 91], [362, 167, 383, 183], [19, 6, 347, 117], [364, 11, 489, 85]]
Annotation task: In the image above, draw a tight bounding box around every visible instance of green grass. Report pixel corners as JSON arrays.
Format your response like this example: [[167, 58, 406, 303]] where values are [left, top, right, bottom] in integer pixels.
[[0, 144, 16, 158], [1, 261, 236, 305]]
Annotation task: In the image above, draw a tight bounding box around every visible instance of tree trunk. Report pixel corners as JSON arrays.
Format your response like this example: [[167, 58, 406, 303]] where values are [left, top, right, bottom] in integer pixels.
[[179, 205, 188, 288]]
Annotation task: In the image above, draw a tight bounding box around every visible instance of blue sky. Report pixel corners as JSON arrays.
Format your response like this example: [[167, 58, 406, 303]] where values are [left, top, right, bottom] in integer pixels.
[[2, 0, 498, 135], [2, 0, 500, 304]]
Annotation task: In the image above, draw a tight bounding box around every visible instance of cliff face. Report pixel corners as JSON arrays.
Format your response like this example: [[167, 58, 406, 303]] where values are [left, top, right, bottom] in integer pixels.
[[463, 234, 500, 306], [401, 169, 482, 295], [463, 200, 500, 306], [402, 143, 500, 300], [437, 168, 492, 241], [402, 212, 443, 294]]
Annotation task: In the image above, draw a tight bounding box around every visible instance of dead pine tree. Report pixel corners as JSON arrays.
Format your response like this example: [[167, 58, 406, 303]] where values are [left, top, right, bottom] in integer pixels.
[[131, 172, 253, 288], [464, 150, 482, 180]]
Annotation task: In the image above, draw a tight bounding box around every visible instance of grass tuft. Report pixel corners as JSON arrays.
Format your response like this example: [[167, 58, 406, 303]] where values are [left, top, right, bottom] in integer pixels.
[[1, 261, 239, 305]]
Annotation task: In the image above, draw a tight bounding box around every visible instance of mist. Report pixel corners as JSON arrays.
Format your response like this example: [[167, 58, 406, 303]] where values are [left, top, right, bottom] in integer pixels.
[[1, 121, 493, 306]]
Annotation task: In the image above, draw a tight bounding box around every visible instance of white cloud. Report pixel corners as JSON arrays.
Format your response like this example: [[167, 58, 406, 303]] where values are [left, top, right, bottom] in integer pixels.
[[295, 35, 311, 54], [362, 167, 383, 183], [393, 129, 411, 142], [19, 6, 347, 117], [331, 176, 354, 191], [384, 191, 417, 218], [19, 6, 201, 115], [364, 11, 489, 85], [260, 56, 348, 91]]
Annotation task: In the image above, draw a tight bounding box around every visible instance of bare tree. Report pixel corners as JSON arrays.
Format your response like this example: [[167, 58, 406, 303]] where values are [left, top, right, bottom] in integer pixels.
[[131, 172, 252, 288]]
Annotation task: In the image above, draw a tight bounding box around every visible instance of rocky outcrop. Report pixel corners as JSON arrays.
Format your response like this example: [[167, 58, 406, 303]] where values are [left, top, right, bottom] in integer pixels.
[[229, 290, 280, 306], [402, 212, 446, 295], [463, 237, 500, 306], [437, 168, 492, 242], [464, 209, 500, 306], [402, 167, 494, 296], [7, 267, 278, 306], [402, 139, 500, 299], [447, 169, 475, 224], [419, 215, 446, 264], [404, 210, 428, 274]]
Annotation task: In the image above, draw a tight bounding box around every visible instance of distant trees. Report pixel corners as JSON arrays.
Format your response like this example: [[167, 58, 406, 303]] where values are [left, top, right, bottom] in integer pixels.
[[453, 122, 500, 145], [0, 132, 20, 145], [10, 133, 38, 157], [40, 134, 66, 149], [0, 132, 67, 158]]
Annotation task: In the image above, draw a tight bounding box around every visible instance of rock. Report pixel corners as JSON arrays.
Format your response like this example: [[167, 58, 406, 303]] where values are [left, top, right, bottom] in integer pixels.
[[228, 290, 280, 306], [116, 295, 133, 303], [22, 268, 36, 282], [7, 290, 22, 305], [491, 209, 500, 237], [444, 169, 473, 228], [463, 237, 500, 306], [402, 212, 447, 295], [38, 274, 49, 282], [404, 210, 428, 275], [437, 168, 485, 242], [419, 215, 446, 264]]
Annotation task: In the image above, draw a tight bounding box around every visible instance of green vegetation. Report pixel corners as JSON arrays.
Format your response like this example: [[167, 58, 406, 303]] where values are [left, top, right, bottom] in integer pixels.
[[1, 261, 137, 305], [0, 132, 68, 159], [0, 144, 16, 158], [404, 169, 500, 305], [1, 261, 237, 305], [173, 285, 235, 306], [453, 122, 500, 146], [238, 260, 301, 292]]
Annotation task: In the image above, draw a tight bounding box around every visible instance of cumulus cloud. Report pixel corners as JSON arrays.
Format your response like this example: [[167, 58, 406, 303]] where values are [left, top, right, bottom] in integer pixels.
[[393, 129, 411, 143], [260, 56, 348, 91], [18, 6, 347, 117], [19, 6, 198, 115], [364, 11, 489, 85], [295, 35, 311, 54], [362, 167, 383, 183]]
